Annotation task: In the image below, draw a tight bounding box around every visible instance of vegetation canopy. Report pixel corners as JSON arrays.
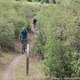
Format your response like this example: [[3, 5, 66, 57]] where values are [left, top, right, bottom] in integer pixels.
[[0, 0, 80, 79]]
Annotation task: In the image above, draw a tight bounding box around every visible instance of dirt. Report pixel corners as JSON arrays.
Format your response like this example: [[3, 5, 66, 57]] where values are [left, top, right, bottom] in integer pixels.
[[0, 27, 45, 80], [0, 31, 32, 80], [1, 54, 24, 80]]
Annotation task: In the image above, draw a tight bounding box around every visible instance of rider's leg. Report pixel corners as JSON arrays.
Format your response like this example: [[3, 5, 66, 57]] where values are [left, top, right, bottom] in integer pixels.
[[22, 40, 24, 54]]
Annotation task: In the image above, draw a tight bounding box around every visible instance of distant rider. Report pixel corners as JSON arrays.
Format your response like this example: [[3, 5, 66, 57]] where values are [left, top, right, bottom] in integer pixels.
[[32, 16, 37, 30]]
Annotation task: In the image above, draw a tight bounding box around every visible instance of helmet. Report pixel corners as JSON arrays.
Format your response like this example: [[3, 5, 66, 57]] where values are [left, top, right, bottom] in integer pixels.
[[22, 27, 26, 30]]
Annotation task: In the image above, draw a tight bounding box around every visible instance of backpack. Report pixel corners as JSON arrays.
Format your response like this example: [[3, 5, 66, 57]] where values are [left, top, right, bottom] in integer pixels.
[[20, 29, 28, 39]]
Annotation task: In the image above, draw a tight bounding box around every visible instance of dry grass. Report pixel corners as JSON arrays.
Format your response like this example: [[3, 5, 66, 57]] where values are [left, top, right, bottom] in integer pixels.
[[0, 52, 14, 79], [0, 52, 13, 68], [16, 56, 46, 80]]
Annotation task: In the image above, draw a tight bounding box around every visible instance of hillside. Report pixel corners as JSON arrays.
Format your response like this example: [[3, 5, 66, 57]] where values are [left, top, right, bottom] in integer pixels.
[[0, 0, 80, 79]]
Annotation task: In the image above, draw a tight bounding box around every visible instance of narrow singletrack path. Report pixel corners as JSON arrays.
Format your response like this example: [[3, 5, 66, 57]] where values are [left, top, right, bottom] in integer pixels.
[[1, 54, 24, 80], [0, 23, 43, 80], [1, 31, 34, 80]]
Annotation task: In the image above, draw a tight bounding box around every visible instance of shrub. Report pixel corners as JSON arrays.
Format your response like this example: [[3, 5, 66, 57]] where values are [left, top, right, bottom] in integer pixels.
[[34, 0, 80, 78]]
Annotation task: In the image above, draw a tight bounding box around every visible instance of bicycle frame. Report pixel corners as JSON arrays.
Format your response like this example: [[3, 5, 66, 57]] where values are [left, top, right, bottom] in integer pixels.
[[22, 40, 27, 54]]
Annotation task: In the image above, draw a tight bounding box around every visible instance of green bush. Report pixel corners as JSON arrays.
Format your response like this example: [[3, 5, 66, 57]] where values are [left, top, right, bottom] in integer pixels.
[[0, 0, 40, 50], [33, 31, 46, 58], [33, 0, 80, 78], [44, 40, 73, 77]]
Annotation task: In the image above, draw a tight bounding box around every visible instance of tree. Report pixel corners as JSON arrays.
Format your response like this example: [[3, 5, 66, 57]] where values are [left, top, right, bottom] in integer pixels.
[[28, 0, 32, 2], [52, 0, 56, 4], [49, 0, 56, 4], [46, 0, 49, 3]]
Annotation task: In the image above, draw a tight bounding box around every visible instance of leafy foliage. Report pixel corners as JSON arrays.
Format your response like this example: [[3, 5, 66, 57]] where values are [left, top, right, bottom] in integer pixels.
[[0, 0, 80, 79], [0, 0, 40, 50], [33, 0, 80, 78]]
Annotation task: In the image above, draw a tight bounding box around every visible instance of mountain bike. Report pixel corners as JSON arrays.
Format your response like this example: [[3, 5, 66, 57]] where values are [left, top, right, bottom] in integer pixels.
[[22, 39, 27, 54]]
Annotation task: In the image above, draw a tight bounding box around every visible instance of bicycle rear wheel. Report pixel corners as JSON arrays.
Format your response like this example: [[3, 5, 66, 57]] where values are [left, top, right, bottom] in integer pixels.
[[22, 46, 24, 54], [22, 39, 27, 54], [22, 45, 25, 54]]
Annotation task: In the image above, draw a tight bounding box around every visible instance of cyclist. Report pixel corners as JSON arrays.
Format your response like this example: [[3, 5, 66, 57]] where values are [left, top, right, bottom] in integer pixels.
[[32, 16, 37, 30], [19, 27, 28, 54]]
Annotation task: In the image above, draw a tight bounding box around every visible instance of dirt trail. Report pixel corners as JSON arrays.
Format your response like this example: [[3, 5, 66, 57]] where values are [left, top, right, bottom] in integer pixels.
[[0, 31, 34, 80], [1, 54, 24, 80], [0, 24, 43, 80]]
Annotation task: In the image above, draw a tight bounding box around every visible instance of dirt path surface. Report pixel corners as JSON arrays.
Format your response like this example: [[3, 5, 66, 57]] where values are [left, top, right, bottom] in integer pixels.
[[1, 54, 24, 80], [0, 26, 43, 80], [0, 31, 35, 80]]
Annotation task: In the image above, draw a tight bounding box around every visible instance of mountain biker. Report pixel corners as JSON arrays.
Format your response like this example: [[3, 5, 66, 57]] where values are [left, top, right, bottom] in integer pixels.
[[19, 27, 29, 54], [32, 16, 37, 29]]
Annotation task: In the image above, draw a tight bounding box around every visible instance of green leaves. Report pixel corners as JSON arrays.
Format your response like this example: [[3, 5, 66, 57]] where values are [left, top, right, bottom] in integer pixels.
[[0, 0, 33, 50], [34, 0, 80, 78]]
